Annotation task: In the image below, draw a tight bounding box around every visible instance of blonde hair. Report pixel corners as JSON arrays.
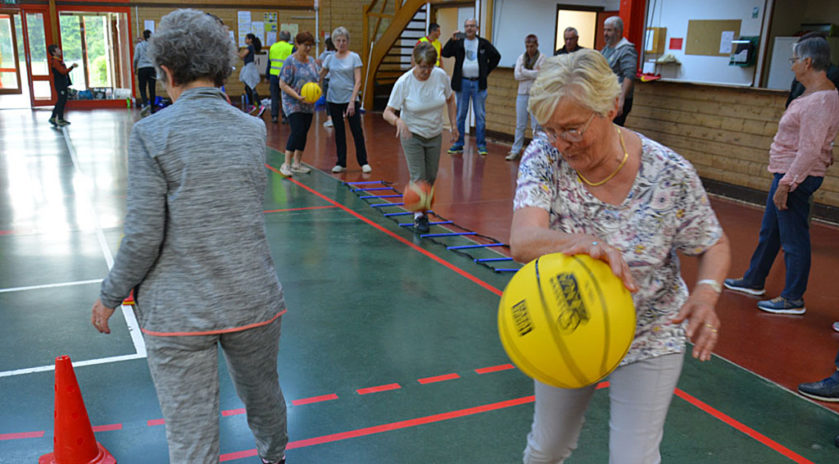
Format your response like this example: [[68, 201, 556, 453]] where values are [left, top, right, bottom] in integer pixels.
[[528, 49, 621, 125]]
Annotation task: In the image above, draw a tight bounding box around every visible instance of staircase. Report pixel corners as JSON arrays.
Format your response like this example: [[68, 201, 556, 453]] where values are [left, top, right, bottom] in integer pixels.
[[371, 5, 428, 110]]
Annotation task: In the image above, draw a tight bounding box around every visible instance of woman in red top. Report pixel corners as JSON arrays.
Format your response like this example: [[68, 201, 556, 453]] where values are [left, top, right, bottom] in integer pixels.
[[47, 44, 77, 127]]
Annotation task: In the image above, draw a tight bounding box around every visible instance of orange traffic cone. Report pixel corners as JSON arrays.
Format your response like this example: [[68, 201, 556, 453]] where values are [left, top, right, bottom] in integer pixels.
[[39, 355, 116, 464]]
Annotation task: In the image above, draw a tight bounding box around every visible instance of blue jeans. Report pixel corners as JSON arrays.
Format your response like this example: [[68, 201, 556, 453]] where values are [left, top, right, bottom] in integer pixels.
[[454, 78, 487, 149], [742, 173, 823, 300]]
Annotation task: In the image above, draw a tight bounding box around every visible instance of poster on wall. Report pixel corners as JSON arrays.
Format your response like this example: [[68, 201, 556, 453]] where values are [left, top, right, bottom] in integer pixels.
[[237, 11, 252, 47], [281, 23, 298, 38], [251, 21, 265, 44], [143, 20, 155, 33], [264, 12, 278, 32], [265, 32, 277, 46]]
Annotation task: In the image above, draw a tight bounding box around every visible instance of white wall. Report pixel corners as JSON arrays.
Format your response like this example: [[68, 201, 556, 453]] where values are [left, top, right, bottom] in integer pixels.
[[491, 0, 618, 67], [645, 0, 767, 86]]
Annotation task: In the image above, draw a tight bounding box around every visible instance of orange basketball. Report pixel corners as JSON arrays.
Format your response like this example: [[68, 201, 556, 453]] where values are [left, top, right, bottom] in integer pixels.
[[403, 181, 434, 212]]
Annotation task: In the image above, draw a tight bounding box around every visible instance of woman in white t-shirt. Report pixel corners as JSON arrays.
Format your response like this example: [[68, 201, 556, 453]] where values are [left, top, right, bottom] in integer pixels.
[[383, 43, 458, 233]]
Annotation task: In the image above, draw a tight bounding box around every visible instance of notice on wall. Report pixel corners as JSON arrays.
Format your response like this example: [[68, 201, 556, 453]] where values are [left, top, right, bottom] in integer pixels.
[[265, 32, 277, 47], [281, 23, 298, 38], [143, 20, 155, 33], [251, 21, 265, 44], [669, 38, 683, 50], [237, 11, 252, 47], [719, 30, 735, 54], [264, 12, 278, 32]]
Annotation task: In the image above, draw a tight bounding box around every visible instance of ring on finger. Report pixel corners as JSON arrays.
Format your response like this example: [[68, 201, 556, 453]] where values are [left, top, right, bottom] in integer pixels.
[[705, 322, 718, 333]]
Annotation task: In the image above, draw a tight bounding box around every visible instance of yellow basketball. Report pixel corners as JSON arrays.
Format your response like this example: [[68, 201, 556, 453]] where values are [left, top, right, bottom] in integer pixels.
[[498, 252, 636, 389], [301, 82, 322, 104]]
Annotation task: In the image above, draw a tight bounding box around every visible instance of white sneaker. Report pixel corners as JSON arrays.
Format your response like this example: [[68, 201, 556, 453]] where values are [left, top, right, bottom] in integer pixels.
[[505, 151, 520, 161], [291, 164, 311, 174], [361, 164, 372, 173], [323, 119, 333, 128], [279, 164, 293, 176], [331, 165, 345, 173]]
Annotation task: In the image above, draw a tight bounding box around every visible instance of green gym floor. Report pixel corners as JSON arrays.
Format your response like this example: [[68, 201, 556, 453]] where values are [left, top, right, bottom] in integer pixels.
[[1, 107, 838, 463]]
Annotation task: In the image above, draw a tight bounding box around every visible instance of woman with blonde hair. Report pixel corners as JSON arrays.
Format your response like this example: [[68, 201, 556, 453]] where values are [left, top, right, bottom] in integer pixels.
[[511, 49, 729, 463]]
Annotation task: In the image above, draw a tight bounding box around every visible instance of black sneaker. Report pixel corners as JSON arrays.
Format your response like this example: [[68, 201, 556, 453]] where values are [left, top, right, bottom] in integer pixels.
[[757, 296, 805, 315], [48, 117, 58, 127], [798, 373, 839, 402], [723, 278, 765, 296], [415, 215, 430, 233]]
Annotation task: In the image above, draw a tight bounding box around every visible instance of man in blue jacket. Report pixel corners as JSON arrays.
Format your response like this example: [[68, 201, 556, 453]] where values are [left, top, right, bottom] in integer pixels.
[[441, 18, 501, 156]]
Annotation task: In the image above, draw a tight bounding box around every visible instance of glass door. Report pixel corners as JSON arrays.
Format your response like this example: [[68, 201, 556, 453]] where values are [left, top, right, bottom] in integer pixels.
[[0, 11, 22, 95], [20, 7, 54, 106]]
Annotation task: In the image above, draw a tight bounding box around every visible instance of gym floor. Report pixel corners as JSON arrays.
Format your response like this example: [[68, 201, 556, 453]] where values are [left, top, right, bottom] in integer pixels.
[[1, 106, 838, 463]]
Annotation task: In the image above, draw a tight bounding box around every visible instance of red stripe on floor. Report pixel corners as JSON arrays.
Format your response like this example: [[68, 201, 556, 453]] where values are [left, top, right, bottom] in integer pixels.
[[147, 418, 165, 426], [357, 383, 401, 395], [92, 423, 122, 432], [292, 393, 339, 406], [266, 167, 503, 297], [475, 364, 515, 374], [674, 388, 813, 464], [263, 205, 338, 213], [222, 408, 246, 417], [0, 230, 13, 236], [418, 373, 460, 384], [220, 449, 258, 461], [0, 431, 44, 440]]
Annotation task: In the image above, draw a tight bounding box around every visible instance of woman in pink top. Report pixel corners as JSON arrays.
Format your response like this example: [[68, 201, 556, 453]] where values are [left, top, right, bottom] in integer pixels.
[[724, 36, 839, 315]]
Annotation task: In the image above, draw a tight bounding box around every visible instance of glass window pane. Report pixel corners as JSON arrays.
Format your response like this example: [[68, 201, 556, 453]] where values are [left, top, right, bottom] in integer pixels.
[[83, 15, 110, 88], [0, 16, 19, 90], [59, 14, 85, 90], [33, 79, 50, 98], [26, 13, 48, 76]]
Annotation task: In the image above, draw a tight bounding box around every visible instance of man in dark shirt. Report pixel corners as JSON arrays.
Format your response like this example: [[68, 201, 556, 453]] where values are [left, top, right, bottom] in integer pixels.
[[555, 27, 584, 55]]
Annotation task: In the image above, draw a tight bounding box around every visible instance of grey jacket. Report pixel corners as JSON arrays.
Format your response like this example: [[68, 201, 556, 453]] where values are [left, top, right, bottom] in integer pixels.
[[602, 38, 638, 99], [134, 41, 154, 71], [100, 87, 285, 334]]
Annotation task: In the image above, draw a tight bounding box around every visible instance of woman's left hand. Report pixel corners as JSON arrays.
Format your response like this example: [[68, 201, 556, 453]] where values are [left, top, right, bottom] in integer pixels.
[[345, 103, 356, 117], [395, 118, 411, 139], [671, 291, 720, 362], [773, 184, 790, 210], [91, 298, 116, 334]]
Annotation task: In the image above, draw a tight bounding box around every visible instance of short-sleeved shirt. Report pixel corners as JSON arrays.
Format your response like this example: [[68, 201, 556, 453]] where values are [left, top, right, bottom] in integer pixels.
[[318, 50, 335, 79], [323, 52, 362, 103], [280, 54, 321, 115], [386, 67, 452, 139], [243, 44, 255, 64], [513, 132, 723, 365], [462, 38, 479, 78]]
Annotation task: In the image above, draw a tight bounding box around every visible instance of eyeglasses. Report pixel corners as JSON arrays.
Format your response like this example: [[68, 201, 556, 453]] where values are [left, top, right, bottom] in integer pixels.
[[544, 113, 596, 144], [788, 56, 800, 64]]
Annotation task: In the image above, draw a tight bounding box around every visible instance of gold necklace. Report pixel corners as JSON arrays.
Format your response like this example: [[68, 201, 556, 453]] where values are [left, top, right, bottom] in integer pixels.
[[577, 127, 629, 187]]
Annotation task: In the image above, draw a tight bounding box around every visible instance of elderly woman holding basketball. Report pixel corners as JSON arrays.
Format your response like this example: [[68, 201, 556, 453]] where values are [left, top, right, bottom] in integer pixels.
[[509, 49, 730, 463], [278, 31, 320, 177]]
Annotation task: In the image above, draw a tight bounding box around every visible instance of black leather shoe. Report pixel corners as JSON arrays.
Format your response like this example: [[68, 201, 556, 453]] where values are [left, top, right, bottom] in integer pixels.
[[798, 373, 839, 402]]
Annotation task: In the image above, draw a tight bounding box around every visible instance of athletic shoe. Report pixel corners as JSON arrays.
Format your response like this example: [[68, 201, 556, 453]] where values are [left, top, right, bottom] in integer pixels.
[[48, 117, 58, 127], [361, 164, 372, 173], [291, 164, 311, 174], [279, 164, 293, 177], [723, 278, 765, 296], [256, 105, 266, 117], [57, 119, 70, 126], [757, 296, 805, 315], [248, 106, 259, 115], [415, 215, 430, 233], [260, 456, 285, 464], [798, 373, 839, 402], [477, 147, 488, 156], [323, 119, 333, 128], [505, 150, 520, 161], [140, 105, 151, 116], [331, 165, 346, 173], [447, 145, 463, 155]]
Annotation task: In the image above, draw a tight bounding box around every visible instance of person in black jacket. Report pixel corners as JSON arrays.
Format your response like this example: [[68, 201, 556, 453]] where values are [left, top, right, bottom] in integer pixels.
[[48, 44, 77, 127], [441, 18, 501, 156]]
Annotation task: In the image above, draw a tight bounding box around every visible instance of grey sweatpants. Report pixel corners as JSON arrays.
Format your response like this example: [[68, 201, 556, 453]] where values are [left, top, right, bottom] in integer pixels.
[[523, 352, 684, 464], [401, 132, 443, 184], [144, 317, 287, 464]]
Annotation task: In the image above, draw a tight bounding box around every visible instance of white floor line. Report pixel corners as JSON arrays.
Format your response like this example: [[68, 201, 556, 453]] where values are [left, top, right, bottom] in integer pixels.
[[61, 126, 146, 358], [0, 352, 147, 378], [0, 278, 102, 294]]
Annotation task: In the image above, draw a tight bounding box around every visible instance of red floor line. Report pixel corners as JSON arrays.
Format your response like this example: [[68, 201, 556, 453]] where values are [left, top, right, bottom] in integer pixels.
[[265, 166, 503, 297], [0, 431, 44, 440], [91, 423, 122, 432], [357, 383, 401, 395], [418, 373, 460, 384], [263, 205, 338, 214], [292, 393, 339, 406], [674, 388, 813, 464], [475, 363, 515, 374], [222, 408, 246, 417], [147, 418, 165, 426]]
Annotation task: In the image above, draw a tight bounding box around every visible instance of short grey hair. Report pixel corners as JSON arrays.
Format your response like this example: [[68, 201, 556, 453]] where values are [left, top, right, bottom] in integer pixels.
[[279, 31, 291, 42], [148, 9, 235, 87], [332, 26, 350, 42], [464, 18, 478, 27], [604, 16, 623, 33], [413, 42, 437, 66], [563, 27, 579, 37], [795, 36, 832, 72], [528, 49, 621, 125]]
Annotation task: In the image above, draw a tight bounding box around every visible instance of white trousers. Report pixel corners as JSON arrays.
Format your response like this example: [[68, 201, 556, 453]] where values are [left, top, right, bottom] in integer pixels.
[[523, 352, 685, 464], [512, 94, 538, 154]]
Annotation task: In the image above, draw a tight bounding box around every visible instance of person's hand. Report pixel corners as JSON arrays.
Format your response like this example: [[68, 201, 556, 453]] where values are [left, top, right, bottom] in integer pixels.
[[773, 184, 790, 210], [671, 290, 720, 361], [91, 298, 116, 334], [452, 30, 463, 40], [345, 103, 356, 117], [296, 93, 306, 102], [562, 234, 637, 292], [450, 126, 459, 142], [395, 118, 411, 139]]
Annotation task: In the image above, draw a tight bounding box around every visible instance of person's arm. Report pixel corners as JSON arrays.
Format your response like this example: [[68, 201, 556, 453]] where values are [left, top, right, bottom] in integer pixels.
[[383, 105, 411, 139], [238, 47, 249, 59], [133, 44, 140, 71], [346, 63, 362, 117], [446, 92, 458, 141], [486, 41, 501, 73], [279, 65, 304, 102], [515, 55, 540, 81], [616, 47, 637, 116], [441, 38, 456, 58], [52, 57, 76, 75]]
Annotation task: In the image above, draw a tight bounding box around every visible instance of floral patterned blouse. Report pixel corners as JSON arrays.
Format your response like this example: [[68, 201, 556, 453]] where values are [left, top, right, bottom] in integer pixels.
[[513, 132, 723, 365]]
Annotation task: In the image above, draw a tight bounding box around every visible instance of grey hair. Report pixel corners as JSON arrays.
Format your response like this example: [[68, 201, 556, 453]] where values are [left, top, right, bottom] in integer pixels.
[[464, 18, 478, 27], [604, 16, 623, 33], [413, 42, 437, 66], [279, 31, 291, 42], [332, 26, 350, 41], [528, 49, 621, 125], [563, 27, 579, 37], [794, 36, 832, 72], [148, 9, 235, 87]]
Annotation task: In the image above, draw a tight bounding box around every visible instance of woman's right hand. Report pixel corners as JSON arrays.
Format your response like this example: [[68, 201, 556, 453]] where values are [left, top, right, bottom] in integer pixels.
[[395, 118, 411, 139], [565, 234, 637, 292]]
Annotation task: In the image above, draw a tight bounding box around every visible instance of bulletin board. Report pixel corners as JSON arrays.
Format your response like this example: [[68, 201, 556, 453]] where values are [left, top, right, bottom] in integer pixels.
[[685, 19, 742, 57]]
